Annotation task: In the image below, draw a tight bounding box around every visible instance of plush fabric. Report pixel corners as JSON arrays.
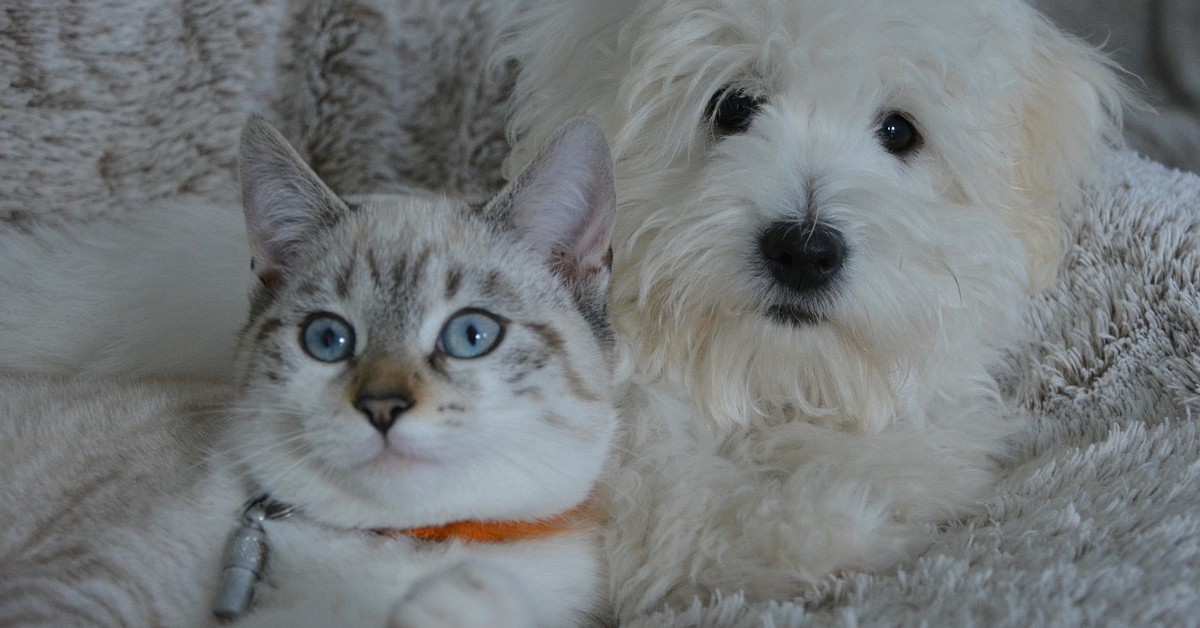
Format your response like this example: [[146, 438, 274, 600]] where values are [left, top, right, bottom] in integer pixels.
[[0, 0, 515, 231], [1, 1, 1197, 625]]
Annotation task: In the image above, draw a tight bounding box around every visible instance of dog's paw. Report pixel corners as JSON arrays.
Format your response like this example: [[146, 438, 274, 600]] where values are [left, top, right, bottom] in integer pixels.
[[388, 561, 535, 628]]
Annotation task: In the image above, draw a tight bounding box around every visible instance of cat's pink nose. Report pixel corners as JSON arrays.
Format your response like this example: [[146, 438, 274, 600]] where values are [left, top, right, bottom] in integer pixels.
[[354, 393, 413, 434]]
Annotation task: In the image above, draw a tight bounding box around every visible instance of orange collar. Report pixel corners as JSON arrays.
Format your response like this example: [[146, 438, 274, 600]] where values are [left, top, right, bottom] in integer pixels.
[[376, 501, 598, 544]]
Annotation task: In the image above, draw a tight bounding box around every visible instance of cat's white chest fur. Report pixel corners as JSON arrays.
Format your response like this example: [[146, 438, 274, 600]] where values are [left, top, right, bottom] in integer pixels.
[[242, 523, 601, 627]]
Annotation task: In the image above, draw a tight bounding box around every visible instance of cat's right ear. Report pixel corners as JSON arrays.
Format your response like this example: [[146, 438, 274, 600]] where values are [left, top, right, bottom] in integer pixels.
[[239, 116, 347, 286], [491, 119, 616, 287]]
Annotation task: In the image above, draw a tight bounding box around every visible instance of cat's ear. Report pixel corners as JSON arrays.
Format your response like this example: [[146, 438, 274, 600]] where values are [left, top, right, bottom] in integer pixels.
[[492, 119, 616, 284], [239, 116, 347, 283]]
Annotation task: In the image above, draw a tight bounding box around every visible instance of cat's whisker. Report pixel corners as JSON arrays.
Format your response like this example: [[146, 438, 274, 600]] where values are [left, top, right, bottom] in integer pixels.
[[224, 401, 311, 417], [230, 431, 310, 461], [487, 445, 580, 482]]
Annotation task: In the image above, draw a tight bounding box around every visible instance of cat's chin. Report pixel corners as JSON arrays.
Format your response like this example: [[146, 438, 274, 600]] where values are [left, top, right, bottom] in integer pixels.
[[358, 447, 444, 473], [330, 431, 457, 471], [247, 445, 602, 531]]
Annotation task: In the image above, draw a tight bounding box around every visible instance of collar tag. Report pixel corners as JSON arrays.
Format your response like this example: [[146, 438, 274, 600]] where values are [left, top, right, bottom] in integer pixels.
[[211, 496, 293, 620]]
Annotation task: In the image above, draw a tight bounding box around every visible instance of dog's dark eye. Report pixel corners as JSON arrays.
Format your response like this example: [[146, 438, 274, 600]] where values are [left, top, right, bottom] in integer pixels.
[[877, 112, 921, 156], [706, 89, 760, 136]]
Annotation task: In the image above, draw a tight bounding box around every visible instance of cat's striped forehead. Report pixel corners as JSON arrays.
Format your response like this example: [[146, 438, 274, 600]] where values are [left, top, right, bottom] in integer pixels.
[[248, 193, 565, 349]]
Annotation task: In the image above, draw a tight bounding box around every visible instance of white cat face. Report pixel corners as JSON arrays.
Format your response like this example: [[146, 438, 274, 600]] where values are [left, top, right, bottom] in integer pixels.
[[229, 118, 620, 529]]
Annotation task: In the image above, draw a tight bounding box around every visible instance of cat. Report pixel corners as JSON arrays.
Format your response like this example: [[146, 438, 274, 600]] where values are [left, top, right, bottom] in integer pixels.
[[0, 116, 621, 628]]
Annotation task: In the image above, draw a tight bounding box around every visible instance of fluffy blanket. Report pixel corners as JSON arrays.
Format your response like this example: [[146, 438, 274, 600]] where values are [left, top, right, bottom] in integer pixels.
[[2, 1, 1198, 625], [0, 0, 516, 229]]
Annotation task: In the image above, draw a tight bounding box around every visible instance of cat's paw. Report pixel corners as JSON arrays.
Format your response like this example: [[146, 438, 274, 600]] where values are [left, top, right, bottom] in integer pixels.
[[388, 561, 536, 628]]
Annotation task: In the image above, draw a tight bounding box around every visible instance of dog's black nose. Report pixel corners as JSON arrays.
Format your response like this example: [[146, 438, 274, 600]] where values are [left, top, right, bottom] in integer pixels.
[[759, 221, 846, 293], [354, 392, 413, 434]]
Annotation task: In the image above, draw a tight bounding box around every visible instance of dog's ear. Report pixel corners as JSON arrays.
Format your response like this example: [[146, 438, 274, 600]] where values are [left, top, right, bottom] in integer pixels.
[[1001, 16, 1130, 291]]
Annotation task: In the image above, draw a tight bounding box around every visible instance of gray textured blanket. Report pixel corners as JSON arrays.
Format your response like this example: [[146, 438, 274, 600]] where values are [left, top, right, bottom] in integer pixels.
[[0, 0, 515, 229], [2, 1, 1198, 625]]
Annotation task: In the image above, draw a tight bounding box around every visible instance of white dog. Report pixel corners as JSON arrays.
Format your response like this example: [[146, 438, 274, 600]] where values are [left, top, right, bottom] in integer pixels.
[[496, 0, 1127, 619]]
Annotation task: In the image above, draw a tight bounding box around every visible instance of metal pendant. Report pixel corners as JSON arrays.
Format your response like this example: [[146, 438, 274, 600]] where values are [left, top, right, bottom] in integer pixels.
[[212, 496, 294, 620]]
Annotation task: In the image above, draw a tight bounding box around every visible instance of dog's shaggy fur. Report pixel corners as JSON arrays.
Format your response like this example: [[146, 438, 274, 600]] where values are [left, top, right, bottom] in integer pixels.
[[496, 0, 1128, 619]]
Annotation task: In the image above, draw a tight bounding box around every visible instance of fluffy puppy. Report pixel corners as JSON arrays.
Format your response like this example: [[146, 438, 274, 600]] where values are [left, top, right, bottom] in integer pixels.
[[497, 0, 1127, 619]]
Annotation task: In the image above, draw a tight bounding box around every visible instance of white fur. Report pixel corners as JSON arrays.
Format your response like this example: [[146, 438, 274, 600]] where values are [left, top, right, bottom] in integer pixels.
[[496, 0, 1128, 619], [0, 200, 252, 379], [0, 375, 603, 628]]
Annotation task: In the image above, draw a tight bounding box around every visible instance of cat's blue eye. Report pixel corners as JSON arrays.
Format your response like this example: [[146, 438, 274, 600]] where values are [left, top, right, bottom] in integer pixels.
[[438, 309, 505, 359], [300, 313, 356, 363]]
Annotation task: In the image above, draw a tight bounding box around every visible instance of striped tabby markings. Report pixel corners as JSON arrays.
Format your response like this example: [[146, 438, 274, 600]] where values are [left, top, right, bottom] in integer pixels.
[[444, 267, 463, 301], [367, 248, 383, 287], [523, 322, 601, 403], [334, 250, 358, 299]]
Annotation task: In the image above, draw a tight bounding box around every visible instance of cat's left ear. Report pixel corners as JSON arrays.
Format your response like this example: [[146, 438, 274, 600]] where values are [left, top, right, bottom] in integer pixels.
[[239, 116, 348, 284], [492, 119, 616, 284]]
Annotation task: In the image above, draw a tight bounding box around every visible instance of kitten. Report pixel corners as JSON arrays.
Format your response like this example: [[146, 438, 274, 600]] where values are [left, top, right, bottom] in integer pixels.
[[0, 116, 620, 627]]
